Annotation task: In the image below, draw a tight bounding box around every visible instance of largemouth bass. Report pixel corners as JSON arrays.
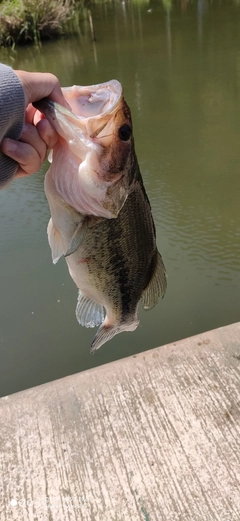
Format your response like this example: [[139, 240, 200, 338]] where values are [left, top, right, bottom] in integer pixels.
[[34, 80, 167, 352]]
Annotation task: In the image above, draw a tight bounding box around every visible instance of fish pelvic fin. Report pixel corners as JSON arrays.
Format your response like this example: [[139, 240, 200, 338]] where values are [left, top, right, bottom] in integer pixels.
[[90, 318, 139, 354], [76, 290, 105, 328], [47, 218, 64, 264], [141, 251, 167, 310]]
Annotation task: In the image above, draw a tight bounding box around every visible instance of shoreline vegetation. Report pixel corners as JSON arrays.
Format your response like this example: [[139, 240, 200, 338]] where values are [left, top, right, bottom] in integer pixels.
[[2, 0, 240, 48], [0, 0, 90, 47]]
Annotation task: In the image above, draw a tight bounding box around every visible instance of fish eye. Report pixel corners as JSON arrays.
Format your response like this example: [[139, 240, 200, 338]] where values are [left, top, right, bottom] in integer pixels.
[[118, 124, 132, 142]]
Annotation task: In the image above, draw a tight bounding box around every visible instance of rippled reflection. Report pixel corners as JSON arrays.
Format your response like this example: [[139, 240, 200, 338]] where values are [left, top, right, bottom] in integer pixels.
[[0, 165, 48, 248]]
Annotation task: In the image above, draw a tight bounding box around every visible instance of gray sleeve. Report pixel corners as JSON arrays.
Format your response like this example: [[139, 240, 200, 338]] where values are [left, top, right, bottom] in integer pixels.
[[0, 63, 25, 187]]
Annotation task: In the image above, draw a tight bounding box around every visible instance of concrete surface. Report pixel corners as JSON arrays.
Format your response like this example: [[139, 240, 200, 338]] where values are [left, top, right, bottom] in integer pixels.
[[0, 322, 240, 521]]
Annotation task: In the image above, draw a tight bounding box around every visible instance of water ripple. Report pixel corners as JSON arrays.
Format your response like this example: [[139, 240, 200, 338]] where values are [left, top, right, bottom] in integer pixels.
[[0, 164, 49, 251], [147, 178, 240, 284]]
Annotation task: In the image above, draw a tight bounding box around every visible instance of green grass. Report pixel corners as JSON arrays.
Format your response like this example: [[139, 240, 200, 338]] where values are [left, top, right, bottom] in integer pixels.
[[0, 0, 88, 47]]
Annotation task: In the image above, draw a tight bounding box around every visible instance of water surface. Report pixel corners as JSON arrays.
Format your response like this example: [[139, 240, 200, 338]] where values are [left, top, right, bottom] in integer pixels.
[[0, 0, 240, 396]]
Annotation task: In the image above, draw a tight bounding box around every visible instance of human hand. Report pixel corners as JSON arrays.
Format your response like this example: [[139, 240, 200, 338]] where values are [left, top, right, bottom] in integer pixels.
[[1, 71, 69, 178]]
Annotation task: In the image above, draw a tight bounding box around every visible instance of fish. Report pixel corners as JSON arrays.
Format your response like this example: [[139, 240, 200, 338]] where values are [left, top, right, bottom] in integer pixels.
[[34, 80, 167, 353]]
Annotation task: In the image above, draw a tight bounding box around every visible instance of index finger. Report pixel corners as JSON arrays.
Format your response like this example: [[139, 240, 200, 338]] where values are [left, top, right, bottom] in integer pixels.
[[15, 70, 70, 108]]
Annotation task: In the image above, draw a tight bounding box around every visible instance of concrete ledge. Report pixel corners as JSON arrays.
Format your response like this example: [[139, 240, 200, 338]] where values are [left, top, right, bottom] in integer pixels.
[[1, 322, 240, 520]]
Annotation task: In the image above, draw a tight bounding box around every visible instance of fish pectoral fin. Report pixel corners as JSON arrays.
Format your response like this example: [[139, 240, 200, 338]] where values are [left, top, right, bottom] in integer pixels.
[[64, 218, 88, 258], [141, 251, 167, 310], [76, 290, 105, 328], [47, 218, 64, 264], [90, 319, 139, 353]]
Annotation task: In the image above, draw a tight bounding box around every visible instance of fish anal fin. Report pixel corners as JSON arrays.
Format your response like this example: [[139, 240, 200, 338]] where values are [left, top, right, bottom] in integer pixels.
[[141, 251, 167, 310], [47, 218, 64, 264], [76, 290, 105, 328]]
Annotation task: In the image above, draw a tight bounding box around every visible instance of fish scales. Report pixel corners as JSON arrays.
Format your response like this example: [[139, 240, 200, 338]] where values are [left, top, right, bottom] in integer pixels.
[[87, 181, 153, 318], [34, 80, 167, 352]]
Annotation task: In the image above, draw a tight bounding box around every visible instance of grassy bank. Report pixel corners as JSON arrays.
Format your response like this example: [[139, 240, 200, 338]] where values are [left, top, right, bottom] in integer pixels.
[[0, 0, 88, 47]]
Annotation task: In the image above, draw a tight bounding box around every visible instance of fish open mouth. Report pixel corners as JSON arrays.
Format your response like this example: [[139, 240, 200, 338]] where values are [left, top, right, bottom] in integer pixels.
[[34, 80, 132, 219], [34, 79, 123, 147], [63, 80, 122, 120], [62, 80, 123, 142]]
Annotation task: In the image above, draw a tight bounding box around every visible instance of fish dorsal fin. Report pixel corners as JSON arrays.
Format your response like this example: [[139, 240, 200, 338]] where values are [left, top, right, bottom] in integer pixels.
[[76, 290, 105, 328], [47, 218, 64, 264], [141, 251, 167, 310], [64, 218, 88, 258]]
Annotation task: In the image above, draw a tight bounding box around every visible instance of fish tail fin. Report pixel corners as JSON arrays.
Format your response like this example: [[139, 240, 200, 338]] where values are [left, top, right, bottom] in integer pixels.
[[90, 318, 139, 354]]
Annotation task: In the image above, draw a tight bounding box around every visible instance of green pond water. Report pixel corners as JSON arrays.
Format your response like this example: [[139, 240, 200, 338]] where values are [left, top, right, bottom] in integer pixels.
[[0, 0, 240, 396]]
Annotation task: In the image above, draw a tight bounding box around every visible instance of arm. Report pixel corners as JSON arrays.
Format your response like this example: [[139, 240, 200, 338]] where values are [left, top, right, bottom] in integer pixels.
[[0, 66, 69, 187], [0, 64, 25, 187]]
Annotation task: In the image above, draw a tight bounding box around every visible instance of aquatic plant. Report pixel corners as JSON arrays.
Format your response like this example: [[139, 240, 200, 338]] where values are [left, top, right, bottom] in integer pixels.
[[0, 0, 87, 47]]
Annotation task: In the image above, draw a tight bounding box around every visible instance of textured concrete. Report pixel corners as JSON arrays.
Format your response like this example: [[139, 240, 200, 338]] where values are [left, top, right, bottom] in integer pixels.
[[0, 322, 240, 521]]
